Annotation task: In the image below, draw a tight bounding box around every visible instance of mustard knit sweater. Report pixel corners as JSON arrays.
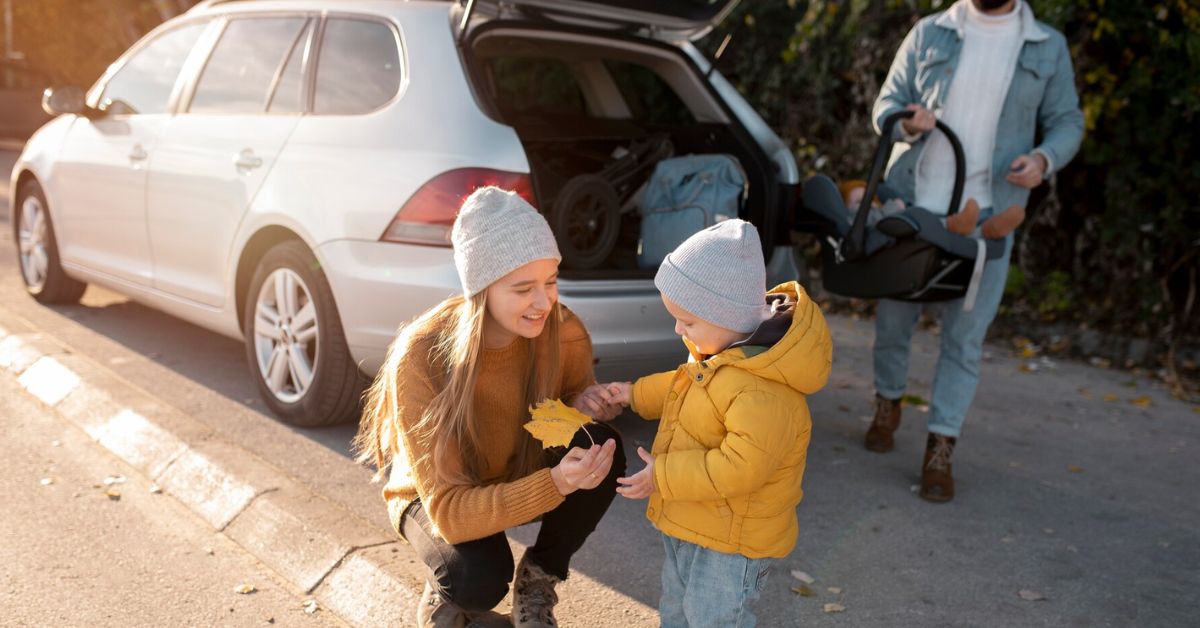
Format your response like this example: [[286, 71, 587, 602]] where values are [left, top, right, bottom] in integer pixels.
[[383, 304, 595, 544]]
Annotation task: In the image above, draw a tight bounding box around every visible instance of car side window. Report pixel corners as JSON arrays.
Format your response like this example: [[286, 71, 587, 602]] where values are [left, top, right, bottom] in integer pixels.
[[488, 57, 587, 117], [313, 18, 402, 115], [605, 61, 695, 126], [100, 22, 206, 115], [190, 17, 309, 114], [267, 21, 312, 113]]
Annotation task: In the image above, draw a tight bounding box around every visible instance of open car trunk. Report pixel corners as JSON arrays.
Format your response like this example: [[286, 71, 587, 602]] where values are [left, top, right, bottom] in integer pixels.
[[467, 26, 776, 279]]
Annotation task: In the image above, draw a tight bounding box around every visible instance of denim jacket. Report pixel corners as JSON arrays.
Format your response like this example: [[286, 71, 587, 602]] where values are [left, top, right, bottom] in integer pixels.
[[871, 0, 1084, 212]]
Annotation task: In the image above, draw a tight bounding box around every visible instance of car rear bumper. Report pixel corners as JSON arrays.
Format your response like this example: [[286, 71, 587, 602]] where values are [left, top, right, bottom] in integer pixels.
[[317, 239, 685, 379]]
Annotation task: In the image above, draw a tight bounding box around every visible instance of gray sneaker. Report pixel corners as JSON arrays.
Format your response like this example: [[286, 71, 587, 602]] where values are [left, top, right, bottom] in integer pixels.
[[417, 581, 466, 628], [511, 555, 561, 628]]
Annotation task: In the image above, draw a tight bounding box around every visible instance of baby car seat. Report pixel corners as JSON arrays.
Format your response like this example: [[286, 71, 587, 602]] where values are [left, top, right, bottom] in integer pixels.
[[797, 111, 1006, 309]]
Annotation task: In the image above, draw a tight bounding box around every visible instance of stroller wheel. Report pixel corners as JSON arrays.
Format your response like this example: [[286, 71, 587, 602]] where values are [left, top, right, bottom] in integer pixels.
[[550, 174, 621, 270]]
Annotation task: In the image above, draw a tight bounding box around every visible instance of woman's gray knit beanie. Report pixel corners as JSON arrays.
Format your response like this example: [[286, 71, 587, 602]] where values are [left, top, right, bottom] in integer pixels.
[[451, 186, 561, 297]]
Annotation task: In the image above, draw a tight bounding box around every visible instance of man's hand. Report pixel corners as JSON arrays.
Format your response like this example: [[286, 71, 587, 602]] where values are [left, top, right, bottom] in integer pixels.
[[616, 447, 655, 499], [1006, 153, 1048, 189], [901, 103, 936, 136]]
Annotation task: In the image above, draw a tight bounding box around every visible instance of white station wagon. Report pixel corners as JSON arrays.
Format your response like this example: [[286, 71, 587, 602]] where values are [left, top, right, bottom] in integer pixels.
[[11, 0, 800, 426]]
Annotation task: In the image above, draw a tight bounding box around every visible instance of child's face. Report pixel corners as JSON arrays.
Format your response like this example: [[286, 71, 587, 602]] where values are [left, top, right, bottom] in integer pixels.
[[484, 258, 559, 347], [846, 186, 866, 209], [662, 295, 748, 356]]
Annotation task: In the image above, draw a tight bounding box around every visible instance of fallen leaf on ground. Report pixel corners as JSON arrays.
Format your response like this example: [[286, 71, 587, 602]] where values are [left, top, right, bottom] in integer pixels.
[[1131, 396, 1152, 408], [1067, 465, 1084, 473], [103, 475, 126, 486], [790, 570, 815, 584], [1000, 535, 1014, 543], [1019, 362, 1038, 373], [1018, 589, 1046, 601], [234, 583, 257, 594], [1102, 393, 1119, 402], [1020, 345, 1040, 358], [827, 587, 843, 594], [823, 603, 846, 613], [303, 600, 319, 614], [40, 477, 54, 486], [1043, 528, 1055, 535], [1089, 356, 1111, 368], [104, 489, 121, 500], [1012, 336, 1032, 350], [901, 394, 927, 406], [524, 399, 593, 448], [149, 484, 162, 494], [791, 585, 815, 597]]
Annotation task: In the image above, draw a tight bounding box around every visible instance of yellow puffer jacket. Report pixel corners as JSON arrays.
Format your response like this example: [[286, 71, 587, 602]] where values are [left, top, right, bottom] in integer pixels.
[[631, 282, 831, 558]]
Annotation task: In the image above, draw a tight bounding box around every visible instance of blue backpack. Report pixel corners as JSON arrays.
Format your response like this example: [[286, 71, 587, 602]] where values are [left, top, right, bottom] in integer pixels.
[[638, 154, 747, 269]]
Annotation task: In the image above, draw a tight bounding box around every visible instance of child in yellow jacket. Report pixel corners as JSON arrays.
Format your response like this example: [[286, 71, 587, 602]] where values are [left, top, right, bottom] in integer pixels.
[[602, 219, 832, 627]]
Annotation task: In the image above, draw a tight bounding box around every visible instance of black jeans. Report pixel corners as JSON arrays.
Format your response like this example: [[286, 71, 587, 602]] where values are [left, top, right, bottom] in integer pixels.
[[399, 422, 625, 612]]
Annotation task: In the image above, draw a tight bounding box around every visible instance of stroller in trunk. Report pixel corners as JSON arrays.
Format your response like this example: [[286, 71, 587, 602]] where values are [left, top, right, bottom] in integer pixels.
[[795, 111, 1006, 309]]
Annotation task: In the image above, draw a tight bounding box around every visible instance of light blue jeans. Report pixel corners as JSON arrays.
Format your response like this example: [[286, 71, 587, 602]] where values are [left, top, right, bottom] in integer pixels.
[[659, 535, 774, 628], [873, 210, 1013, 438]]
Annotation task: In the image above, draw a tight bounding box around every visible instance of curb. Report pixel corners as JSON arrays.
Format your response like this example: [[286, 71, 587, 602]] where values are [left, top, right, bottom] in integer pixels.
[[0, 319, 420, 626]]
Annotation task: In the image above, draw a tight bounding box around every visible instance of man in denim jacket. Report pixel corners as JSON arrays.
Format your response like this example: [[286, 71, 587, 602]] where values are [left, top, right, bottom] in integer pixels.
[[864, 0, 1084, 502]]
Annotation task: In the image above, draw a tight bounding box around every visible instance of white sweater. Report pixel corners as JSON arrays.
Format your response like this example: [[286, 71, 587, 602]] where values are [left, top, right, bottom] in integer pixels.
[[915, 1, 1023, 214]]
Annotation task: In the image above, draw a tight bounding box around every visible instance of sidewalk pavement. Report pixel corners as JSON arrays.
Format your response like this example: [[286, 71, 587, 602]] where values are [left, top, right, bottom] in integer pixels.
[[2, 292, 1198, 626]]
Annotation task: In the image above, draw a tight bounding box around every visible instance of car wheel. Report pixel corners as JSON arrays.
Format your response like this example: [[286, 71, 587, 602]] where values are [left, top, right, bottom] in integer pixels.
[[243, 240, 365, 426], [551, 174, 621, 270], [14, 180, 87, 304]]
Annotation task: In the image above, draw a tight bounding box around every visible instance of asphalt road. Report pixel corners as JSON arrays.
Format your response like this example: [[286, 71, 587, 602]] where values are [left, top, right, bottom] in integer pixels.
[[0, 368, 346, 627], [4, 148, 1198, 626]]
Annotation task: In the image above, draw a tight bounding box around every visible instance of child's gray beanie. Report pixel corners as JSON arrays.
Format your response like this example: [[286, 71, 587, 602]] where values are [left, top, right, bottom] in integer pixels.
[[654, 219, 769, 334], [452, 186, 561, 297]]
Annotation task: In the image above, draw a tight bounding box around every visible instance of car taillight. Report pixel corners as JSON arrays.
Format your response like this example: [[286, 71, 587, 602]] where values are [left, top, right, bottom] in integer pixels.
[[380, 168, 535, 246]]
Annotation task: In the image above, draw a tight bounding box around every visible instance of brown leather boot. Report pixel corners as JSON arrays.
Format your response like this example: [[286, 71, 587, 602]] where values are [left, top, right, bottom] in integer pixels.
[[864, 394, 902, 453], [920, 433, 957, 502]]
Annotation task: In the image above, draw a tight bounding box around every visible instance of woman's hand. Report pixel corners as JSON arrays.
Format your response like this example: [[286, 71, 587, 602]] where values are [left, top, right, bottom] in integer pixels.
[[616, 447, 655, 499], [1006, 153, 1047, 189], [901, 103, 936, 136], [550, 438, 617, 496], [571, 384, 624, 422]]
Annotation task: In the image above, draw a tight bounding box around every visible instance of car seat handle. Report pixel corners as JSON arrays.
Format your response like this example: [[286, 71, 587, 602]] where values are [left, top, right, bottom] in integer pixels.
[[842, 110, 964, 262]]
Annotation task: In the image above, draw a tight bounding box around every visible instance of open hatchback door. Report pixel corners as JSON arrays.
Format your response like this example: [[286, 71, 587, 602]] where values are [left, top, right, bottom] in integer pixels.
[[467, 0, 740, 41]]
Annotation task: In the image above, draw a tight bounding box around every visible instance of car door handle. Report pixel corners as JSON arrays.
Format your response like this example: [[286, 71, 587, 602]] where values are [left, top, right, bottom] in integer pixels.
[[234, 149, 263, 172], [129, 144, 148, 164]]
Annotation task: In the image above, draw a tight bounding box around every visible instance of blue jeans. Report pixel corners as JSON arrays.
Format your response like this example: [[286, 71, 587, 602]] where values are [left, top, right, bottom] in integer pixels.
[[659, 535, 774, 628], [873, 211, 1013, 438]]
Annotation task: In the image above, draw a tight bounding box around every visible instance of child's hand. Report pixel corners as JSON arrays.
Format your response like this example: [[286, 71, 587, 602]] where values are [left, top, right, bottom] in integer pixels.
[[604, 381, 633, 407], [572, 384, 622, 422], [616, 447, 655, 499]]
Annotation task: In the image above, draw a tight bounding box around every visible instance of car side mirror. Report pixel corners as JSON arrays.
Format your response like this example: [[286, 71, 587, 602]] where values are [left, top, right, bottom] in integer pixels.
[[42, 86, 88, 117]]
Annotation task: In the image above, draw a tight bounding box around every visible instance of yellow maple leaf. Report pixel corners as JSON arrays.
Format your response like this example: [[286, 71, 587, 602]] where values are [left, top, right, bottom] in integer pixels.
[[525, 399, 593, 449]]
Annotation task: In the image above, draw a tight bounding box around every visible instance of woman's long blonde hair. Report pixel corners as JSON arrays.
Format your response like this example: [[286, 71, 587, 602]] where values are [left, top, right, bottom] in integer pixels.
[[354, 290, 562, 487]]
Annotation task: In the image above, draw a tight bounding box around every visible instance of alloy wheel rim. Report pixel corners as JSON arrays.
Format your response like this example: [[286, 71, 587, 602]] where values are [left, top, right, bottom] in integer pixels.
[[252, 268, 319, 404], [18, 196, 50, 291]]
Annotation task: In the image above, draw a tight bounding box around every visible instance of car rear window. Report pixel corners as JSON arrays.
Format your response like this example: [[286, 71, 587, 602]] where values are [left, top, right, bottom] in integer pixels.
[[190, 17, 309, 114], [313, 18, 403, 115]]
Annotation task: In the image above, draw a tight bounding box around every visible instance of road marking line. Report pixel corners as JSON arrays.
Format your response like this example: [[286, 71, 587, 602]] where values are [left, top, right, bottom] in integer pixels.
[[18, 356, 80, 406]]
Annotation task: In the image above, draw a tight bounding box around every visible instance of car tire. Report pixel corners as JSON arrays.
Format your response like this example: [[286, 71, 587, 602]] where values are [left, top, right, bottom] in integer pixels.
[[14, 180, 87, 304], [243, 240, 365, 427]]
